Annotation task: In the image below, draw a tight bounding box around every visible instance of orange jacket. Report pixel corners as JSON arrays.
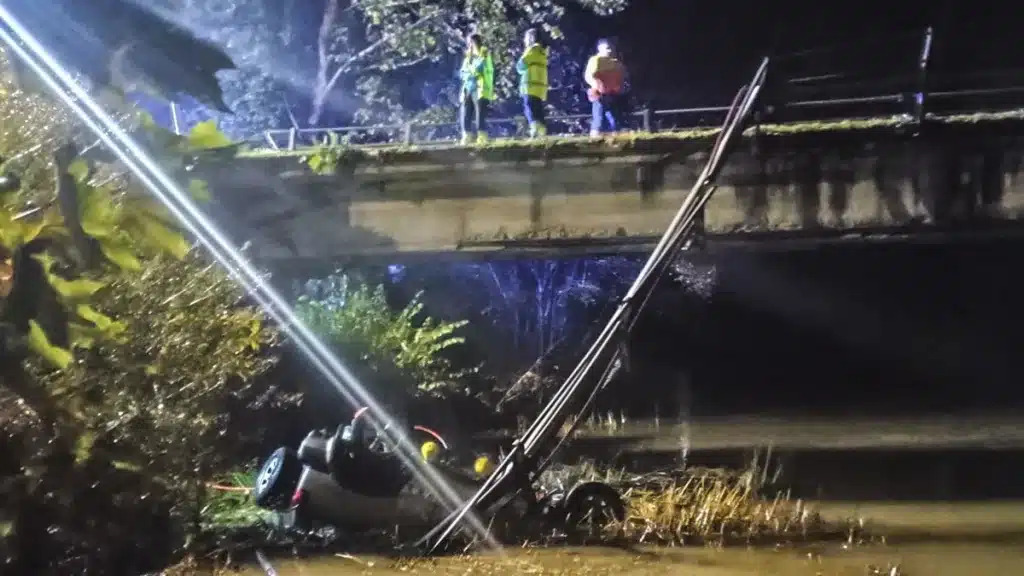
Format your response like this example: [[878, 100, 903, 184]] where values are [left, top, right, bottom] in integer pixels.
[[585, 54, 625, 99]]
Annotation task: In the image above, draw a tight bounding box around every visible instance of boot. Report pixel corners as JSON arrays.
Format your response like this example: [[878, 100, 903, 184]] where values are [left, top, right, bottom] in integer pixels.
[[476, 132, 489, 145], [529, 122, 547, 139], [460, 132, 475, 145]]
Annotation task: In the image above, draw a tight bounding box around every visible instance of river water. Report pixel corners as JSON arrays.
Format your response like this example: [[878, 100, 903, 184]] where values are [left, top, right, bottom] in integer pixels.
[[233, 419, 1024, 575], [237, 502, 1024, 576]]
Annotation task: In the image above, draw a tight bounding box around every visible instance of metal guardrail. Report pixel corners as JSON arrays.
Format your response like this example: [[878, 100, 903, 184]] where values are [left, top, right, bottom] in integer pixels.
[[254, 84, 1024, 152]]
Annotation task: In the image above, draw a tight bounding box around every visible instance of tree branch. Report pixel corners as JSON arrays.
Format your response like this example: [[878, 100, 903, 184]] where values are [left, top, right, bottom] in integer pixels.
[[310, 0, 341, 125], [361, 53, 432, 73], [309, 11, 440, 124]]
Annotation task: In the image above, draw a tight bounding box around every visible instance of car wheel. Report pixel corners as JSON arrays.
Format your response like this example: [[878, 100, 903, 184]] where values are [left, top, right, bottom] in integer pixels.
[[563, 481, 626, 544], [253, 447, 303, 510]]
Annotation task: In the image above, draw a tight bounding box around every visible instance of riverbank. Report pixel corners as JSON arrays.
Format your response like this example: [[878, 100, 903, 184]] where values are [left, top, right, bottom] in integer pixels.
[[222, 501, 1024, 576]]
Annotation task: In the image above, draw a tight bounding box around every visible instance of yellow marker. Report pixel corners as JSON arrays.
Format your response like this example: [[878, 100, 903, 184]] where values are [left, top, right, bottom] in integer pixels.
[[421, 441, 441, 463], [473, 455, 495, 477]]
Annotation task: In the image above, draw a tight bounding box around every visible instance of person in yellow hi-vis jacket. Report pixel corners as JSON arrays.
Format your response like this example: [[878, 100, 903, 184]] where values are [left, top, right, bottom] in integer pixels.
[[459, 33, 494, 145], [516, 28, 548, 138]]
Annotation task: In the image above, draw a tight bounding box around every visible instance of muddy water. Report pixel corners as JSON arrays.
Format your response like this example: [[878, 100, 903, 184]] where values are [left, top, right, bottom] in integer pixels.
[[238, 502, 1024, 576]]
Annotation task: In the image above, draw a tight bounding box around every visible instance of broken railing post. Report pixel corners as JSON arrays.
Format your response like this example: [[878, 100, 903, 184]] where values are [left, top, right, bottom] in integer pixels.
[[913, 26, 934, 125]]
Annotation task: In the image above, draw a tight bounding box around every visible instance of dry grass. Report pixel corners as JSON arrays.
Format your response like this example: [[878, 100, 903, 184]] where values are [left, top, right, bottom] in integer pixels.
[[162, 461, 861, 574], [545, 460, 850, 547], [618, 468, 827, 545]]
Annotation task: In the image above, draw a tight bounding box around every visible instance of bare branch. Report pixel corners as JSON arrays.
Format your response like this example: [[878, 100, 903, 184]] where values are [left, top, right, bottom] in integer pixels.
[[309, 11, 440, 124], [310, 0, 342, 125], [361, 53, 432, 73]]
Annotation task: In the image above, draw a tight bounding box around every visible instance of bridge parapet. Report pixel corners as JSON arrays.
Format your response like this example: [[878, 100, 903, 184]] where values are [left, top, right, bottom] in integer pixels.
[[197, 112, 1024, 266]]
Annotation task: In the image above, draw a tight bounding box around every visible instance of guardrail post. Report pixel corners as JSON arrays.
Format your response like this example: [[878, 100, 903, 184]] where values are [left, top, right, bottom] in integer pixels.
[[642, 107, 653, 133], [403, 122, 413, 145], [287, 128, 297, 151], [913, 26, 933, 124]]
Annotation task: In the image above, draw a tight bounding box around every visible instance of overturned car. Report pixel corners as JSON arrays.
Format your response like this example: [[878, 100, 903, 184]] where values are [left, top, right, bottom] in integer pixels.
[[252, 407, 626, 543]]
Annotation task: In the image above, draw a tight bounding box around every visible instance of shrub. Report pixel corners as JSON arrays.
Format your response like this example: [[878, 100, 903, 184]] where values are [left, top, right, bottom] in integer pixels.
[[296, 274, 474, 399]]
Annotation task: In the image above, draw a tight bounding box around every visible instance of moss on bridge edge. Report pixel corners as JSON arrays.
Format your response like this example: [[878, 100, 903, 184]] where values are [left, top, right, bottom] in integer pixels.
[[236, 109, 1024, 170]]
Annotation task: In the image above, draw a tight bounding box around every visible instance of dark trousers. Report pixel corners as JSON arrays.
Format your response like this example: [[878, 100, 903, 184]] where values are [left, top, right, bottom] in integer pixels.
[[591, 93, 626, 134], [460, 95, 489, 137], [522, 95, 546, 127]]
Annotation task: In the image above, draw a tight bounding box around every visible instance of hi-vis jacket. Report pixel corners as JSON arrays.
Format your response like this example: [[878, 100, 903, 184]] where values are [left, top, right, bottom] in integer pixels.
[[460, 46, 495, 100], [517, 44, 549, 100]]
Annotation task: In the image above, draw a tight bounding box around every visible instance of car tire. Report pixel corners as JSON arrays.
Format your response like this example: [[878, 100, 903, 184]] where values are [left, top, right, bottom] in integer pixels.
[[253, 447, 303, 511], [563, 481, 626, 544]]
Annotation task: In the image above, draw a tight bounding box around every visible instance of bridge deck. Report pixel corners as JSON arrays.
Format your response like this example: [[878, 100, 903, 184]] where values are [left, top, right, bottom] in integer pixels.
[[197, 111, 1024, 265]]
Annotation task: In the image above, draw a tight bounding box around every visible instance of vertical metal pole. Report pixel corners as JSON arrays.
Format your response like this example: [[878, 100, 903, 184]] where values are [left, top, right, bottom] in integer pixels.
[[170, 101, 181, 134], [642, 107, 652, 132], [914, 26, 934, 124]]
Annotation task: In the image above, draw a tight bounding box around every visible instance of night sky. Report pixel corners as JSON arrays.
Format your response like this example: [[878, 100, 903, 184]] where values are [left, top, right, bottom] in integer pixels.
[[581, 0, 1024, 107]]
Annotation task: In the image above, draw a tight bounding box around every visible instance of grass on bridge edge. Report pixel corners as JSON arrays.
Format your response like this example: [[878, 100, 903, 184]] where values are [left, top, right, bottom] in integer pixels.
[[238, 109, 1024, 161]]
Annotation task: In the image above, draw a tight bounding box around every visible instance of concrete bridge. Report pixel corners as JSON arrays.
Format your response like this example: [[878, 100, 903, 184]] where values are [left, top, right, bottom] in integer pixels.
[[197, 111, 1024, 269]]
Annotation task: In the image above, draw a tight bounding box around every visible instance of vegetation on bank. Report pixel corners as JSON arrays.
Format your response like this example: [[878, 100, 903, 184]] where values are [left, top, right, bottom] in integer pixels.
[[165, 458, 867, 575], [0, 50, 474, 573], [0, 43, 294, 572], [295, 273, 474, 400]]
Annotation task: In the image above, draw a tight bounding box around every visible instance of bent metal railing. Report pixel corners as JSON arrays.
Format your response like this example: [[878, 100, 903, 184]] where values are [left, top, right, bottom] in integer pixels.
[[253, 85, 1024, 151]]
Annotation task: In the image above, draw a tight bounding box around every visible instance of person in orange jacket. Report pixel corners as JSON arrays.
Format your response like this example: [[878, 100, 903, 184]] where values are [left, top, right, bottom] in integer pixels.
[[584, 38, 627, 137]]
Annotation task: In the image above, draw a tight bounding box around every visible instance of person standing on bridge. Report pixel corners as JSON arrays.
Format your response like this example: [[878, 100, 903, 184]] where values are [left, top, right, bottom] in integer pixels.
[[517, 28, 549, 139], [459, 33, 495, 145], [584, 38, 627, 137]]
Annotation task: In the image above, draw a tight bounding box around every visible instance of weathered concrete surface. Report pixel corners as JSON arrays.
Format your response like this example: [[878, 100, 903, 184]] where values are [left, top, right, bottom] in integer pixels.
[[199, 115, 1024, 264]]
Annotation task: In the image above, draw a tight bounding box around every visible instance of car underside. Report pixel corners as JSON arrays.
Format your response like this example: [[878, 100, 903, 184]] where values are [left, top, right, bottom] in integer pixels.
[[252, 408, 626, 545]]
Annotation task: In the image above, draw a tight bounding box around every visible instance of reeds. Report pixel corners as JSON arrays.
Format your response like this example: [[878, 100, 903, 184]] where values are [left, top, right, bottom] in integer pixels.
[[545, 460, 850, 547], [619, 467, 828, 545]]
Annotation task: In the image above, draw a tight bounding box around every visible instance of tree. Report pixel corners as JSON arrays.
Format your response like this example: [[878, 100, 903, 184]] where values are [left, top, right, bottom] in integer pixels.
[[27, 255, 282, 516], [0, 49, 197, 437], [148, 0, 307, 137], [4, 0, 236, 111], [0, 40, 286, 458], [166, 0, 630, 134], [295, 273, 473, 400], [0, 49, 289, 572], [308, 0, 630, 125], [391, 257, 638, 409], [458, 257, 639, 362], [396, 255, 717, 415], [0, 37, 281, 431]]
